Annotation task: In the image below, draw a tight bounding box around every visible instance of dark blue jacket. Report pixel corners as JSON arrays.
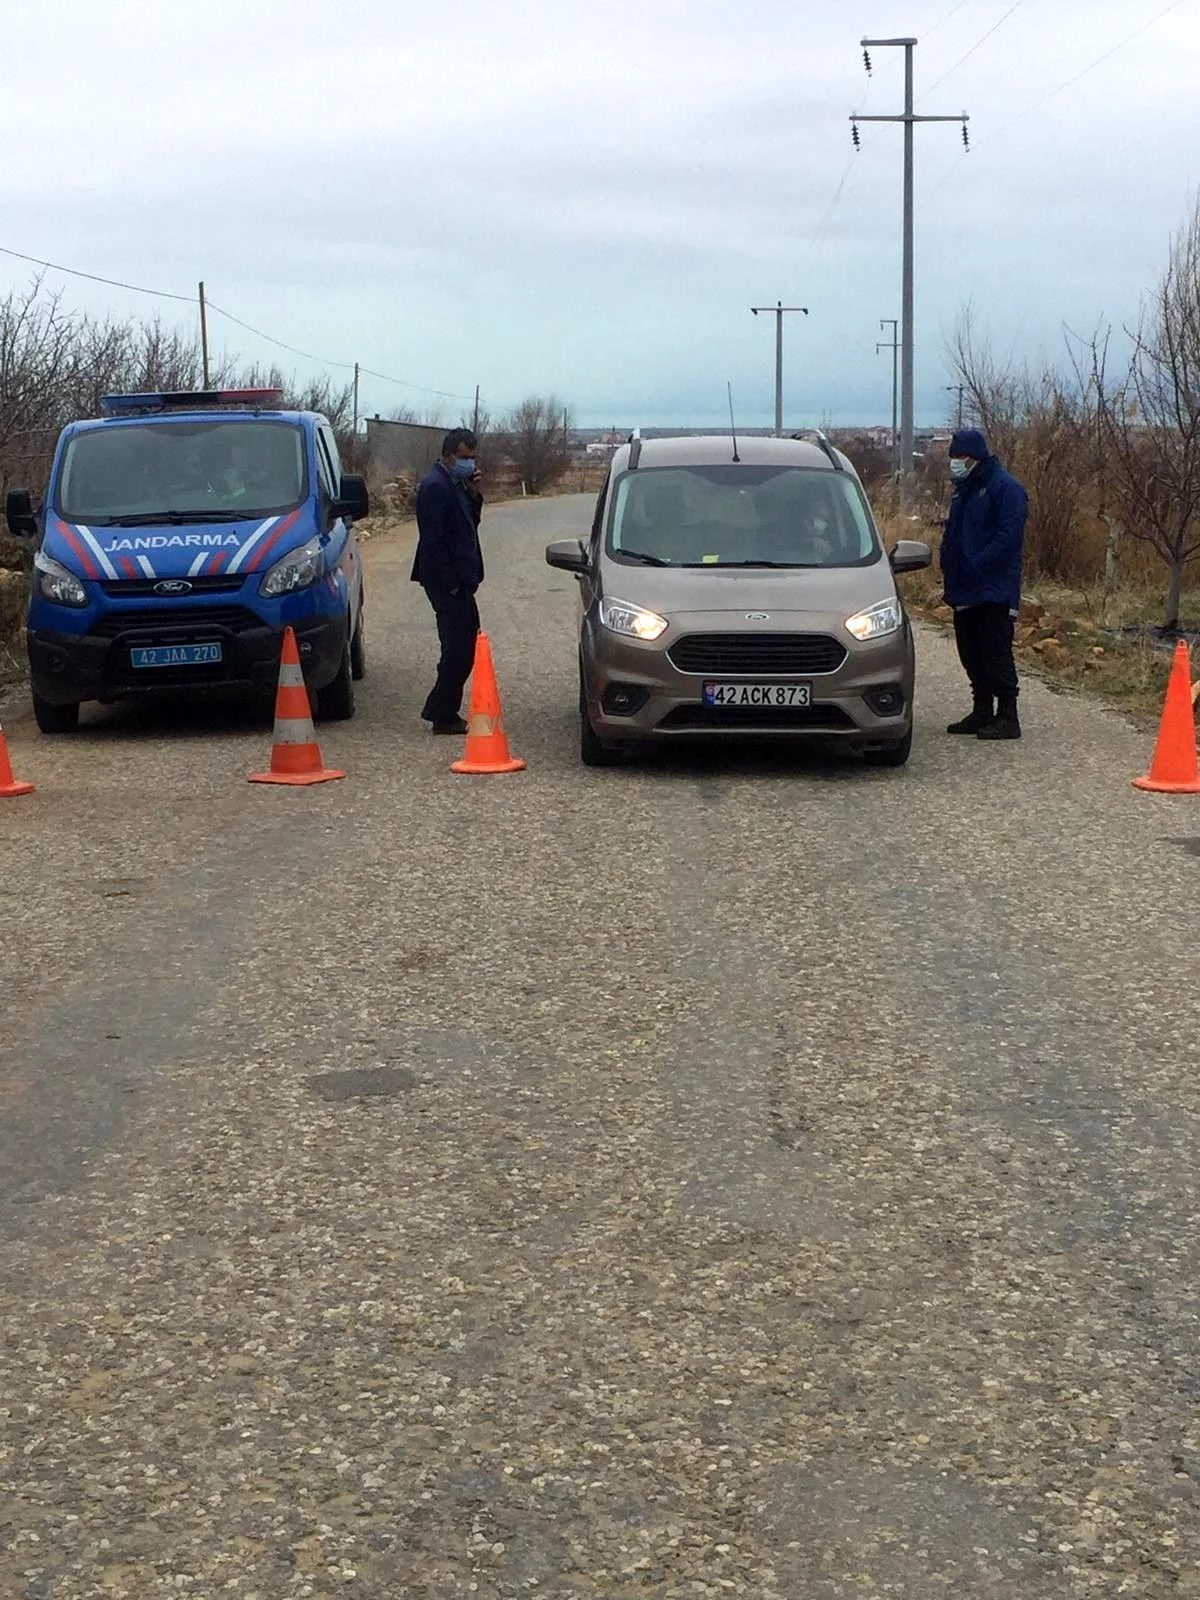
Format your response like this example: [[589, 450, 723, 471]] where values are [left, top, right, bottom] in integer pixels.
[[411, 461, 484, 594], [940, 454, 1027, 610]]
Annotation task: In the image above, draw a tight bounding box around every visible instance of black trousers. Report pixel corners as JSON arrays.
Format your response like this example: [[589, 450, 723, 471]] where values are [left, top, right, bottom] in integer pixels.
[[953, 602, 1019, 706], [420, 587, 480, 724]]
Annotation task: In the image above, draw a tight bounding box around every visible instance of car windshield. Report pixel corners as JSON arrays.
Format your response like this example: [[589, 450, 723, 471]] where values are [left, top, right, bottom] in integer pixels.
[[608, 464, 880, 568], [56, 419, 306, 525]]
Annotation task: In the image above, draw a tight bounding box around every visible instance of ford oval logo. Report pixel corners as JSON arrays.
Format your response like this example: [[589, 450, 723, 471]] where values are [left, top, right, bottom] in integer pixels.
[[745, 611, 770, 621], [154, 579, 193, 596]]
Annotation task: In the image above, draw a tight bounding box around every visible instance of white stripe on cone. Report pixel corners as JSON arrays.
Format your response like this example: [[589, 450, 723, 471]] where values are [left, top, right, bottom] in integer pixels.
[[273, 716, 318, 745], [278, 661, 306, 689]]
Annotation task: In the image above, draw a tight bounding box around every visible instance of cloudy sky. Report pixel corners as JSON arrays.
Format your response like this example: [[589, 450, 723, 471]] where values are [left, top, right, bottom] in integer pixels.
[[1, 0, 1195, 430]]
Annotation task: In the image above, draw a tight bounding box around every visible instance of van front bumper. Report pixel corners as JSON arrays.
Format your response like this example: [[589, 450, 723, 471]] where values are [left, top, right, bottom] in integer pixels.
[[28, 608, 345, 706]]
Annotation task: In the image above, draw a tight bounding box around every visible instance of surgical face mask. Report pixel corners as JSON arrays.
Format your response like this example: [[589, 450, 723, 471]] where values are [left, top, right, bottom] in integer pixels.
[[451, 457, 477, 480], [949, 457, 974, 482]]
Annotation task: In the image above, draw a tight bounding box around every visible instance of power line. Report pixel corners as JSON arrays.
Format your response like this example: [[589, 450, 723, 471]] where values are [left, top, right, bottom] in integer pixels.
[[979, 0, 1186, 144], [0, 241, 493, 409], [0, 245, 195, 304], [922, 0, 972, 40], [927, 0, 1188, 193], [919, 0, 1024, 100]]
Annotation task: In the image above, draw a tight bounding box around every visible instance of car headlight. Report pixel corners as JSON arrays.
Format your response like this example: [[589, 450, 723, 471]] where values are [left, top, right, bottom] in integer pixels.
[[600, 596, 669, 641], [845, 597, 903, 641], [260, 536, 324, 598], [34, 549, 87, 608]]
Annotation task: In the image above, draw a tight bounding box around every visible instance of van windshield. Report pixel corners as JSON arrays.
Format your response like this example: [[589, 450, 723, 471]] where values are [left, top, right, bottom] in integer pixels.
[[608, 464, 880, 568], [56, 419, 307, 525]]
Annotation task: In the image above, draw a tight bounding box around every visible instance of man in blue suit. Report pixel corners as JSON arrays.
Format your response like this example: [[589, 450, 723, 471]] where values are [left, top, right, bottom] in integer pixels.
[[939, 427, 1028, 742], [412, 429, 484, 733]]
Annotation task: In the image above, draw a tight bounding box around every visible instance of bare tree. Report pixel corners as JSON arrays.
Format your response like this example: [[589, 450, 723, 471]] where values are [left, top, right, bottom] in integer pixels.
[[1092, 201, 1200, 629], [498, 395, 573, 494]]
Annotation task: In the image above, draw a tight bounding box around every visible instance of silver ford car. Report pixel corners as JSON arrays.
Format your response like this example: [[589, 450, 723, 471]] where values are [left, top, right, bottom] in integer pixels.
[[546, 432, 931, 767]]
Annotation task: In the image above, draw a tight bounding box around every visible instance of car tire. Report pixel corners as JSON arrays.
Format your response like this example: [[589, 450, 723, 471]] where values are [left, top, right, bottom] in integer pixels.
[[32, 692, 80, 734], [863, 727, 912, 768], [350, 603, 367, 681], [316, 631, 356, 722], [580, 705, 622, 767]]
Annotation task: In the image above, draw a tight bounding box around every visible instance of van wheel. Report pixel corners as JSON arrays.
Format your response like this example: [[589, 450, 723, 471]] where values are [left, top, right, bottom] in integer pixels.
[[316, 633, 356, 722], [32, 692, 80, 734], [580, 705, 622, 767], [350, 604, 367, 680], [863, 727, 912, 768]]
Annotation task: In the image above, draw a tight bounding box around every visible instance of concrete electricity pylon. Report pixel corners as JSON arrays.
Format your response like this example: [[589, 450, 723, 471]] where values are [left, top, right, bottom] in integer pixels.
[[852, 37, 969, 506]]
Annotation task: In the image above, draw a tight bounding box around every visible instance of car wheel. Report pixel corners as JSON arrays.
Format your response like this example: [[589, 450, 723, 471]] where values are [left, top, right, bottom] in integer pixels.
[[863, 727, 912, 768], [316, 631, 356, 722], [580, 705, 622, 767], [350, 603, 367, 681], [32, 691, 80, 734]]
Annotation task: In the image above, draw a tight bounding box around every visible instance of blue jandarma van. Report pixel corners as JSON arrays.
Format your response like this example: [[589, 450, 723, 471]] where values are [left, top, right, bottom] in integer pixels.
[[4, 387, 368, 732]]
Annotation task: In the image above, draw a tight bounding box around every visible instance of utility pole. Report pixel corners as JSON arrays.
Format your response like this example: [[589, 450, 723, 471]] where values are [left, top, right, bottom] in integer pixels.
[[852, 39, 968, 506], [876, 318, 900, 481], [473, 385, 481, 436], [946, 383, 965, 428], [198, 282, 211, 388], [751, 300, 808, 436], [352, 362, 360, 435]]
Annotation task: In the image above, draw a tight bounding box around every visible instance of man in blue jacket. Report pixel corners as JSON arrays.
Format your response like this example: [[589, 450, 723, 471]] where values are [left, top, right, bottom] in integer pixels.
[[411, 429, 484, 733], [939, 427, 1028, 741]]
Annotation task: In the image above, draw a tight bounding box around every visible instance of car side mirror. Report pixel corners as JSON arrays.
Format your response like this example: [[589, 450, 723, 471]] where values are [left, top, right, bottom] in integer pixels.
[[332, 472, 369, 523], [545, 538, 590, 575], [889, 538, 932, 574], [5, 488, 37, 538]]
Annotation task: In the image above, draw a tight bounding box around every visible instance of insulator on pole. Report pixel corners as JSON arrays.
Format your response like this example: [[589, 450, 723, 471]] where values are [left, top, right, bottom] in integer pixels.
[[863, 49, 872, 74], [962, 120, 970, 151], [852, 121, 861, 150]]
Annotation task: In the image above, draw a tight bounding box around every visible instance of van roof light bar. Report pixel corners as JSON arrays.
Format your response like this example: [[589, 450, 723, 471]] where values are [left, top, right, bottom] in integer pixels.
[[791, 427, 844, 471], [99, 387, 285, 416]]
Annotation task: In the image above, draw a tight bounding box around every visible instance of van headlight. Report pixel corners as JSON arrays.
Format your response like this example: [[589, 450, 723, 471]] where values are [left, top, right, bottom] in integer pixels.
[[260, 536, 324, 598], [34, 550, 87, 608], [600, 596, 669, 641], [845, 598, 902, 641]]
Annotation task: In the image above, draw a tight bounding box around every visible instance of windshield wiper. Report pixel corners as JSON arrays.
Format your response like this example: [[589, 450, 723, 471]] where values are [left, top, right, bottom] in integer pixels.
[[104, 508, 257, 526], [617, 549, 672, 566], [680, 558, 802, 568]]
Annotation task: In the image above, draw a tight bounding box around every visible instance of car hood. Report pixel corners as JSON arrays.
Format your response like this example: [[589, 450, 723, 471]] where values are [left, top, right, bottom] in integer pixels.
[[46, 509, 310, 582], [601, 558, 898, 623]]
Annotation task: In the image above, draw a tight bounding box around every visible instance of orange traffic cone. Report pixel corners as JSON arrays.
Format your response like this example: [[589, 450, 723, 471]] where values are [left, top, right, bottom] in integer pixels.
[[1133, 638, 1200, 794], [249, 626, 346, 786], [451, 632, 526, 775], [0, 720, 34, 798]]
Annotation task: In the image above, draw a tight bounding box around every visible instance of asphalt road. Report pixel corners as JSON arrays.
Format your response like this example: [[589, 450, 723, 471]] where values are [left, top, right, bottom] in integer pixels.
[[1, 495, 1199, 1599]]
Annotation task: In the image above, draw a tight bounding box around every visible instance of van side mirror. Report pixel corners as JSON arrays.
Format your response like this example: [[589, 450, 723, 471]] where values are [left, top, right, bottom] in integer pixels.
[[889, 538, 932, 574], [5, 488, 37, 538], [545, 539, 590, 575], [332, 473, 369, 523]]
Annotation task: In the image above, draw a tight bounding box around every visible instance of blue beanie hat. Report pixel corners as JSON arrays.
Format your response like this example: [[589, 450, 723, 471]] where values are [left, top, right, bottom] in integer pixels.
[[949, 427, 989, 460]]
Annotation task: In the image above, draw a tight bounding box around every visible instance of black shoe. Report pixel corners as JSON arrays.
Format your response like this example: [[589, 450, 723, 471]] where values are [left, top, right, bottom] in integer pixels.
[[977, 714, 1021, 741], [430, 716, 468, 735], [947, 707, 994, 734]]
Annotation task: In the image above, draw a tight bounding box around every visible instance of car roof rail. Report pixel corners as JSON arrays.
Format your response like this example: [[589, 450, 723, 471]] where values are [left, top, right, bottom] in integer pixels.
[[791, 428, 845, 472], [628, 427, 642, 470]]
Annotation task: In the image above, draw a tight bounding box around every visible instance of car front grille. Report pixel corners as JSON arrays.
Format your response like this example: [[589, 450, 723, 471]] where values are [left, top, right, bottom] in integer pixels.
[[668, 632, 847, 676], [99, 576, 245, 597], [89, 606, 264, 640], [657, 704, 857, 731]]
